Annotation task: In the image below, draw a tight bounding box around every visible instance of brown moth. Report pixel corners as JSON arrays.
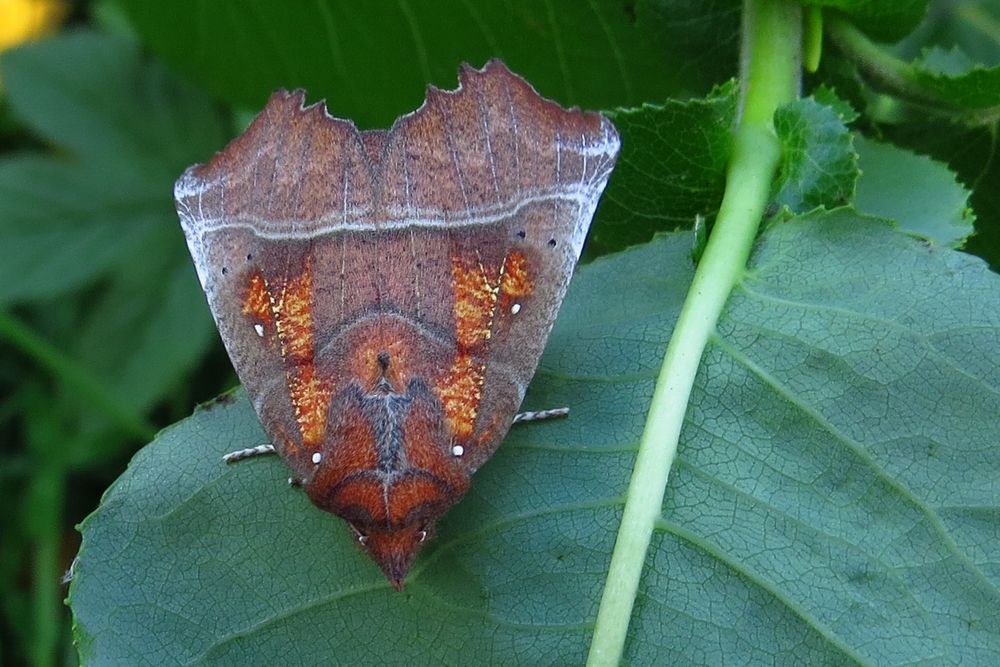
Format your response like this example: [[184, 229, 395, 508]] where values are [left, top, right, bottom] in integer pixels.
[[175, 61, 619, 589]]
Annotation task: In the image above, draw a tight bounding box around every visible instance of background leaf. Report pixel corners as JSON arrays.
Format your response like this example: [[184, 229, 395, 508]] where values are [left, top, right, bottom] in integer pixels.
[[589, 83, 737, 257], [854, 135, 974, 246], [812, 83, 860, 122], [111, 0, 683, 128], [72, 213, 1000, 665], [805, 0, 929, 41], [771, 97, 859, 213], [910, 46, 1000, 112], [0, 155, 160, 303], [0, 30, 230, 665], [71, 230, 215, 418], [811, 0, 1000, 267], [0, 29, 226, 401], [3, 29, 226, 171], [894, 0, 1000, 65], [871, 115, 1000, 270], [636, 0, 741, 93]]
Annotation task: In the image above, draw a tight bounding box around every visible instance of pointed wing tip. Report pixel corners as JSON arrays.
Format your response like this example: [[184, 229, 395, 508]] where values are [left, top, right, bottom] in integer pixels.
[[173, 86, 363, 203], [599, 114, 623, 161], [173, 165, 209, 209]]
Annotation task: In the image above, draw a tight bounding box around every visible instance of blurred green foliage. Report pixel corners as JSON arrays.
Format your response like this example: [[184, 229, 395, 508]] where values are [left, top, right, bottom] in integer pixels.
[[0, 0, 998, 665]]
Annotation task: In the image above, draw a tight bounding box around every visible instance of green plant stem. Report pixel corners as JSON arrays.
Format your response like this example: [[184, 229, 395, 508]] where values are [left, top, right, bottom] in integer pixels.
[[826, 12, 997, 122], [0, 309, 154, 441], [825, 14, 922, 95], [956, 1, 1000, 43], [585, 1, 799, 665], [29, 464, 64, 667], [804, 6, 823, 73]]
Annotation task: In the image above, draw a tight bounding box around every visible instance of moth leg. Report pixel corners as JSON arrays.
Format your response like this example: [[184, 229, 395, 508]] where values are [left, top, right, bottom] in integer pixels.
[[222, 444, 276, 463], [511, 407, 569, 424]]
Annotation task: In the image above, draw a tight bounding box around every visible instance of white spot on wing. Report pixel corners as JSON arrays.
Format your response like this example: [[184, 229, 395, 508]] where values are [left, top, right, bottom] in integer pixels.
[[254, 323, 265, 337]]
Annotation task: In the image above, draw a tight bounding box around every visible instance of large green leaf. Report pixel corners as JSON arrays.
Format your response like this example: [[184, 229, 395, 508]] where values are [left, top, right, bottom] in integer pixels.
[[111, 0, 681, 129], [71, 212, 1000, 664]]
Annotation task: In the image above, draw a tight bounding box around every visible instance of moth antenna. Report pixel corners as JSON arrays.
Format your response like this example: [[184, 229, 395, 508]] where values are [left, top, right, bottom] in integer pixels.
[[511, 407, 570, 424], [222, 444, 276, 463]]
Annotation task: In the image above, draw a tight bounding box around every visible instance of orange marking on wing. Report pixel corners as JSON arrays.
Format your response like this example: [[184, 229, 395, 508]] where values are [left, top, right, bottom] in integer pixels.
[[500, 250, 533, 300], [242, 272, 274, 327], [286, 369, 329, 446], [450, 253, 499, 349], [281, 434, 301, 456], [246, 256, 332, 447], [437, 250, 533, 441], [273, 264, 315, 363], [435, 353, 485, 439]]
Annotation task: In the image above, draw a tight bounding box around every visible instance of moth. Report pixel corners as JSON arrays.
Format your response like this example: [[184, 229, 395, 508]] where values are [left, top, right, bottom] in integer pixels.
[[175, 61, 619, 588]]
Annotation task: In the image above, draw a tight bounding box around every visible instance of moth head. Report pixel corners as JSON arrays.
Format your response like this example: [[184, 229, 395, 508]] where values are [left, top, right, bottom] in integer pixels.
[[353, 522, 433, 591]]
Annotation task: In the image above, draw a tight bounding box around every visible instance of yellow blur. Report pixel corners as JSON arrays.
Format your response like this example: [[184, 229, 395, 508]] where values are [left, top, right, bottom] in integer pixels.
[[0, 0, 67, 53]]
